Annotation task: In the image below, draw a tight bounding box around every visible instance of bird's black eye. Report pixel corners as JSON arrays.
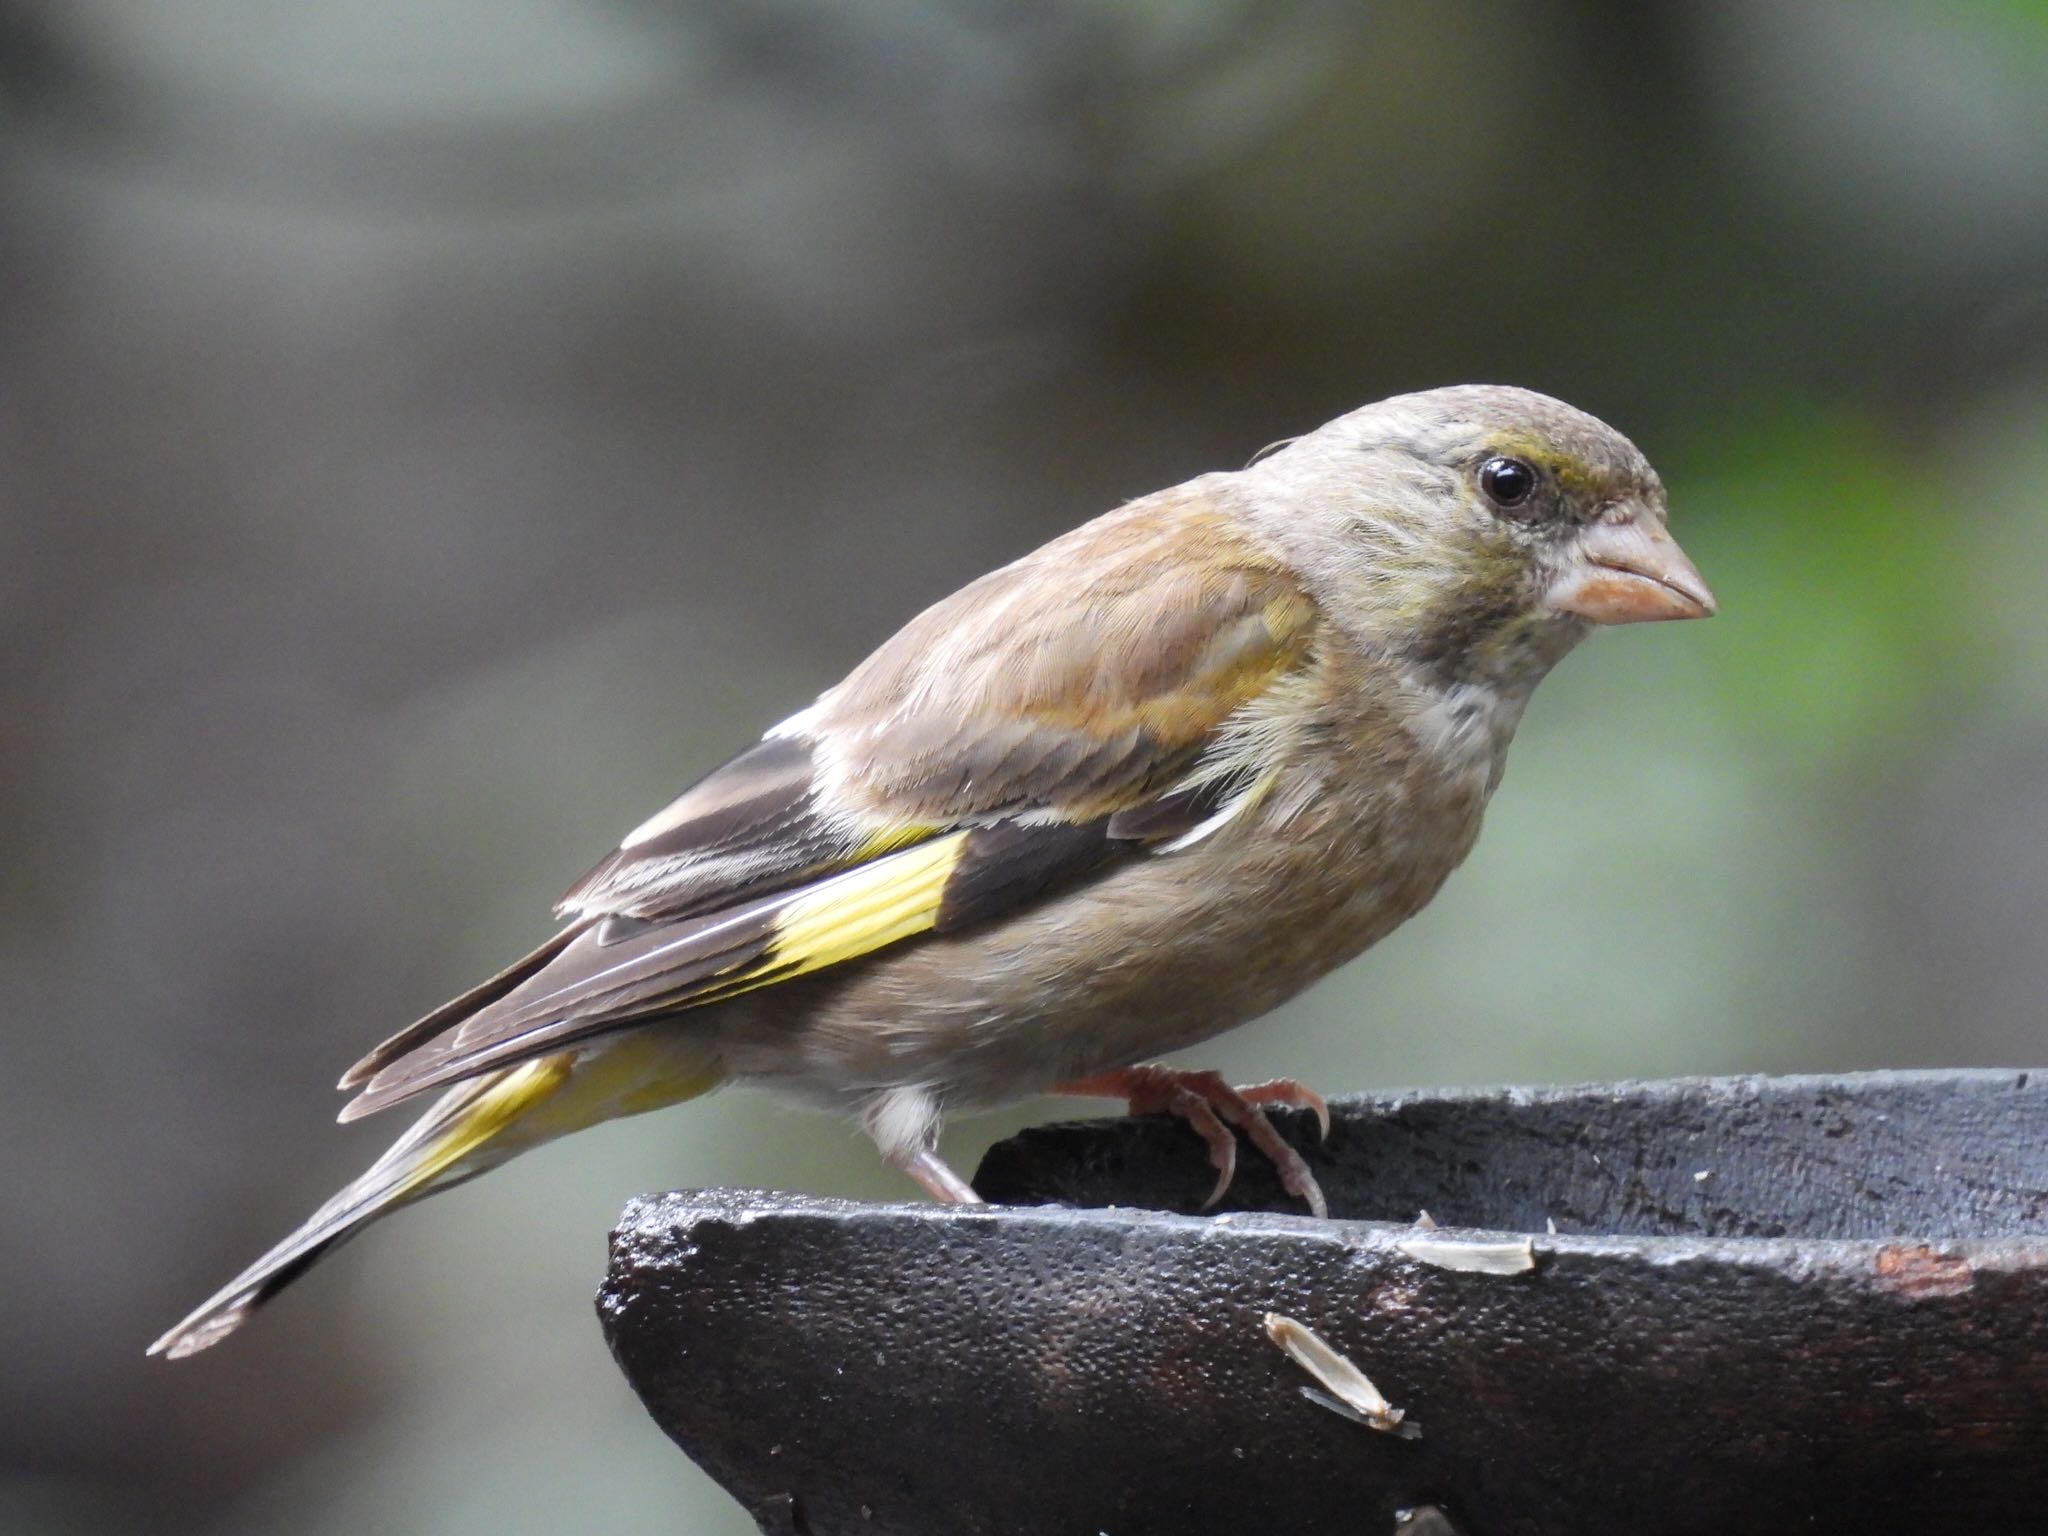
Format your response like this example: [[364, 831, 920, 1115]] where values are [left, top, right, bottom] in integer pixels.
[[1479, 456, 1537, 511]]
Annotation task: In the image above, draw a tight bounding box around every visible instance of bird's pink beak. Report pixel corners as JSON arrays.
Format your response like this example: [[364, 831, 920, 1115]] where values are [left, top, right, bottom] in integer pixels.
[[1545, 517, 1716, 625]]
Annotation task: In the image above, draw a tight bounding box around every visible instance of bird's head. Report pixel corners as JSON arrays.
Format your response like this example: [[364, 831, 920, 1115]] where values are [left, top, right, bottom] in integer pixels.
[[1241, 384, 1714, 691]]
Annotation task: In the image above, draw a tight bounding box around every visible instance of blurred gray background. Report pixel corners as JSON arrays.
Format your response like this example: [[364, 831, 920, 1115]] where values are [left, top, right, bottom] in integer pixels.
[[4, 2, 2046, 1532]]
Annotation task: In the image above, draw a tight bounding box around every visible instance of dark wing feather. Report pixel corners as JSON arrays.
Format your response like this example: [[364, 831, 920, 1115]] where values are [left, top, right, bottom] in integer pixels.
[[1103, 773, 1245, 844], [933, 818, 1121, 934], [340, 882, 793, 1119], [556, 735, 862, 923], [338, 925, 580, 1090]]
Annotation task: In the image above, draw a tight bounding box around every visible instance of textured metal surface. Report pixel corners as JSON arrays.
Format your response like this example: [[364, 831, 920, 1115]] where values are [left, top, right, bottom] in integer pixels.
[[600, 1071, 2048, 1535]]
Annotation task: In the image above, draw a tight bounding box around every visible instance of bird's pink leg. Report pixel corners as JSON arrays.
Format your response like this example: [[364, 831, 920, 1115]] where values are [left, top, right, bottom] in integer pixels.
[[889, 1144, 985, 1204], [1057, 1066, 1330, 1218]]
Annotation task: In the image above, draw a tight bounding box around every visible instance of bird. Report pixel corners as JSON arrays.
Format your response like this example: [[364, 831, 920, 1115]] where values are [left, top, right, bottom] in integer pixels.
[[151, 384, 1714, 1359]]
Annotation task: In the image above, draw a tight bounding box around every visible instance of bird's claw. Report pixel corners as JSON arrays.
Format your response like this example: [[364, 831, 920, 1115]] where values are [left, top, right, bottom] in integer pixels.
[[1235, 1077, 1332, 1142], [1058, 1066, 1330, 1218]]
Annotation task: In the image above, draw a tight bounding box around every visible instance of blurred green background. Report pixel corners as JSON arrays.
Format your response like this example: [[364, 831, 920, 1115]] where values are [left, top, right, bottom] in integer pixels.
[[3, 2, 2046, 1532]]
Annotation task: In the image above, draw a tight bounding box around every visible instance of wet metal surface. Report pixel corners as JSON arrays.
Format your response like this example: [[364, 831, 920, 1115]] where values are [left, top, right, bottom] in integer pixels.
[[600, 1070, 2048, 1535]]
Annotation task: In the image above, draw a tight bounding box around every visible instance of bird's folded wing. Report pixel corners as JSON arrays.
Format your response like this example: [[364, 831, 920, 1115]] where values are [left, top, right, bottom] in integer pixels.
[[340, 491, 1319, 1118]]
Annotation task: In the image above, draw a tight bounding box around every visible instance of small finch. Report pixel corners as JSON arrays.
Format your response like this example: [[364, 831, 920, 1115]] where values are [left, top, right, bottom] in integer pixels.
[[153, 384, 1713, 1358]]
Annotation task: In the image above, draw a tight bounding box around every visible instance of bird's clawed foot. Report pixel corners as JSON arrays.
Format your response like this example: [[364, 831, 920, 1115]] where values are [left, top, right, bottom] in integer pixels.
[[1057, 1066, 1330, 1218]]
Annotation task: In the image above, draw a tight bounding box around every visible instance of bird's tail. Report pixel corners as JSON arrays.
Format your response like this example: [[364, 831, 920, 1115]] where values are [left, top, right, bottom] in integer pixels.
[[149, 1036, 723, 1359]]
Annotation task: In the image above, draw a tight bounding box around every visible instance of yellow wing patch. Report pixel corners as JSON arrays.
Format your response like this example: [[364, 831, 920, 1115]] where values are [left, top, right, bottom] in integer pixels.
[[685, 830, 971, 1007]]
